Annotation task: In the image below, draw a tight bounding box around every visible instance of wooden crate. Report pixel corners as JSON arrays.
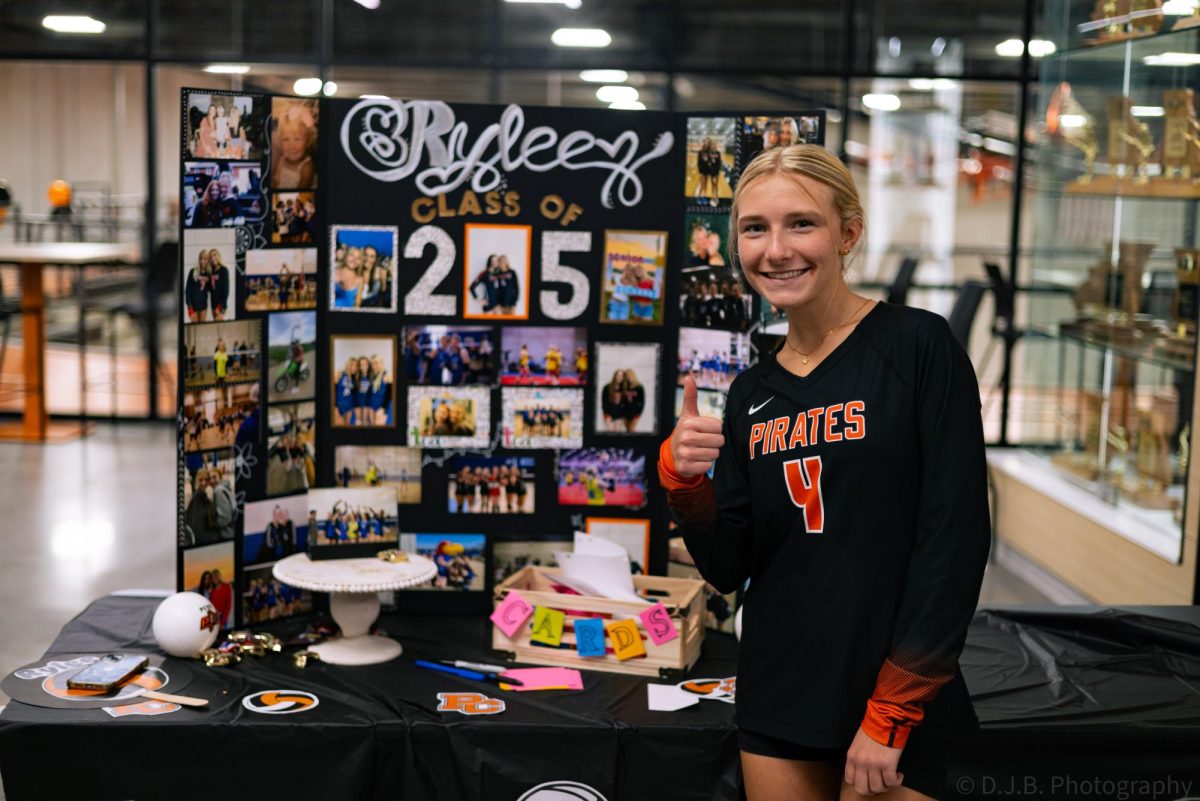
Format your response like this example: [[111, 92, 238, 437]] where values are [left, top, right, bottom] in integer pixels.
[[491, 566, 707, 680]]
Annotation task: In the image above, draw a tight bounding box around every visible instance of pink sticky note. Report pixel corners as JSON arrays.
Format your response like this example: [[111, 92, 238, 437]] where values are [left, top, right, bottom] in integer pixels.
[[501, 667, 584, 692], [490, 590, 534, 639], [638, 602, 679, 646]]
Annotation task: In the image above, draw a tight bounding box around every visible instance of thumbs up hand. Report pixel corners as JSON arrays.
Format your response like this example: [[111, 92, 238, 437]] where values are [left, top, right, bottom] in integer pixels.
[[670, 375, 725, 478]]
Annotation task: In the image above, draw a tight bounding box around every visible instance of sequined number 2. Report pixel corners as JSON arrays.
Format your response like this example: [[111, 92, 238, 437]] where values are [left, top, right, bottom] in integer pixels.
[[782, 456, 824, 533], [403, 225, 457, 316]]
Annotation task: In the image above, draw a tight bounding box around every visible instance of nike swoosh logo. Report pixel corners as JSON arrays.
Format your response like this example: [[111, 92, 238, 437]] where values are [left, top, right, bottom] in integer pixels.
[[748, 397, 774, 415]]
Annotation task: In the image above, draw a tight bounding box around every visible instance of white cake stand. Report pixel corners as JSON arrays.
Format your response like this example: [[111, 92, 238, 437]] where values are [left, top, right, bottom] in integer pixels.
[[273, 553, 437, 665]]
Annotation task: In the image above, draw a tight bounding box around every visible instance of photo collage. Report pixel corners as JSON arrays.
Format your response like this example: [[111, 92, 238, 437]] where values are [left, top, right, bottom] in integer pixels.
[[179, 90, 323, 621], [176, 92, 822, 625], [678, 113, 822, 422]]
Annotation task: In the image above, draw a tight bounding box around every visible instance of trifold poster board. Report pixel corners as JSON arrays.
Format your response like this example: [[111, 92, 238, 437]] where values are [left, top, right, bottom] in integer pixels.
[[177, 90, 823, 625]]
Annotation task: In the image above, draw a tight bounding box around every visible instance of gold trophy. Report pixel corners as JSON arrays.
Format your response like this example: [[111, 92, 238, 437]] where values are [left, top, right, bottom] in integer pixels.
[[1153, 247, 1199, 363], [1047, 83, 1100, 188], [1052, 390, 1104, 480], [1130, 409, 1181, 509], [1107, 96, 1156, 185], [1073, 240, 1156, 323], [1174, 248, 1199, 336], [1089, 0, 1164, 43], [1160, 90, 1200, 180]]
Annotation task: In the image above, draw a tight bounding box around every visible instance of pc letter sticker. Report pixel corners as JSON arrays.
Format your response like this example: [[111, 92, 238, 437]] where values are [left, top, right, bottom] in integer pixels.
[[491, 590, 535, 638], [605, 619, 646, 661], [530, 605, 566, 647], [638, 602, 679, 646], [573, 618, 607, 658]]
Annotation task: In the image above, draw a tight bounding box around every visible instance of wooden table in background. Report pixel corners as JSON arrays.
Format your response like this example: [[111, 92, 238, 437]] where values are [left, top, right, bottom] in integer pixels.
[[0, 242, 141, 442]]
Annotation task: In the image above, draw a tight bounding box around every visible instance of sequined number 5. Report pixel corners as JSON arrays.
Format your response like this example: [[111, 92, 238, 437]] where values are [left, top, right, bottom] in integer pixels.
[[782, 456, 824, 533], [539, 231, 591, 320]]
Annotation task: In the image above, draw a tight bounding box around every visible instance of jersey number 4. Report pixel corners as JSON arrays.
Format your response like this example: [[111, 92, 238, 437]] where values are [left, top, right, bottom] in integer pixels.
[[782, 456, 824, 533]]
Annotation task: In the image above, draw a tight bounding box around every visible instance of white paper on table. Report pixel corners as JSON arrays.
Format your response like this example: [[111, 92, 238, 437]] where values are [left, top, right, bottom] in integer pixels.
[[647, 683, 700, 711], [553, 550, 649, 605]]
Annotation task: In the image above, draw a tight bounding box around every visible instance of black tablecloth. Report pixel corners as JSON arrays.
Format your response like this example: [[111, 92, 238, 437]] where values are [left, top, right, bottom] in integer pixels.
[[0, 596, 740, 801], [4, 600, 1200, 801]]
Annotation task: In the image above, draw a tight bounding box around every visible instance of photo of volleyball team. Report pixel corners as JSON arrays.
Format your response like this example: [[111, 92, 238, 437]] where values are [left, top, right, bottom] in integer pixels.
[[447, 456, 536, 514], [307, 487, 399, 548]]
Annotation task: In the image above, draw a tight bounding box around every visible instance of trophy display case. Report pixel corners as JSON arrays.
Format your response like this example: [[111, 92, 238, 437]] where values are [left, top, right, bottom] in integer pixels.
[[1022, 4, 1200, 567]]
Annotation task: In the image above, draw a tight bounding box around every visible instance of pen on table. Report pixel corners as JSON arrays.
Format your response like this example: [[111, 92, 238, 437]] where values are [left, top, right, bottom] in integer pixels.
[[439, 659, 512, 674], [414, 659, 524, 687]]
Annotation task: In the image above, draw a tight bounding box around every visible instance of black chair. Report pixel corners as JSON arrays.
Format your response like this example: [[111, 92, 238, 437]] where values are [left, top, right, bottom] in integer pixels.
[[947, 280, 989, 349], [105, 241, 179, 418], [886, 255, 919, 306], [983, 262, 1014, 338]]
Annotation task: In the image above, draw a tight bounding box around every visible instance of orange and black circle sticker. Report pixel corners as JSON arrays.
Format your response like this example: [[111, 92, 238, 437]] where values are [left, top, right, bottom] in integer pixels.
[[677, 677, 736, 704], [242, 689, 320, 714]]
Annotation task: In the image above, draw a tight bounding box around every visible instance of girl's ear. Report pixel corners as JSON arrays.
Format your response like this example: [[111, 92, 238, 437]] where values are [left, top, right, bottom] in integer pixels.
[[841, 216, 864, 252]]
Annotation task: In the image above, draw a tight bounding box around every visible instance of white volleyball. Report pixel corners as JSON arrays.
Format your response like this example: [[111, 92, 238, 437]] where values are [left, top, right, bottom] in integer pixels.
[[152, 592, 221, 657], [734, 605, 743, 641]]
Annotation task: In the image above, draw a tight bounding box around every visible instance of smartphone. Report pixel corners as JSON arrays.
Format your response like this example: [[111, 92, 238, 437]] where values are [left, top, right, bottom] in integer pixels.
[[66, 654, 149, 691]]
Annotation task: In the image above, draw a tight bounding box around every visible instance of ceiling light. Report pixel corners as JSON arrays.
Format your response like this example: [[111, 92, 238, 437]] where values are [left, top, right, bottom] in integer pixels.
[[551, 28, 611, 47], [294, 77, 323, 96], [862, 93, 901, 111], [580, 69, 628, 83], [995, 38, 1056, 57], [507, 0, 582, 7], [360, 94, 390, 99], [42, 15, 106, 34], [595, 85, 638, 103], [353, 0, 381, 8], [1132, 105, 1165, 116], [609, 101, 646, 111], [323, 81, 339, 97], [203, 64, 251, 75], [1144, 52, 1200, 66], [1029, 39, 1057, 56], [1162, 0, 1197, 14], [908, 78, 958, 91]]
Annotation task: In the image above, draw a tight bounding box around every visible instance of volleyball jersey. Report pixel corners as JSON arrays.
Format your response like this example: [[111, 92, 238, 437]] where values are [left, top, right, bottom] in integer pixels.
[[661, 302, 990, 750]]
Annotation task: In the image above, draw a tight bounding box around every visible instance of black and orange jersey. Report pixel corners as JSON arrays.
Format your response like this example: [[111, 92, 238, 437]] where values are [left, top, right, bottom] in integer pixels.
[[662, 301, 990, 750]]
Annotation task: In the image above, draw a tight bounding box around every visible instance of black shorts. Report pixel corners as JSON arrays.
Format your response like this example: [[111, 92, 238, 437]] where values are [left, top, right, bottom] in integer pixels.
[[738, 727, 948, 800]]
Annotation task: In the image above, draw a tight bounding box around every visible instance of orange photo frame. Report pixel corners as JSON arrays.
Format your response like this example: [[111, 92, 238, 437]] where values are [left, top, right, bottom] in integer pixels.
[[585, 517, 651, 575], [462, 223, 532, 321]]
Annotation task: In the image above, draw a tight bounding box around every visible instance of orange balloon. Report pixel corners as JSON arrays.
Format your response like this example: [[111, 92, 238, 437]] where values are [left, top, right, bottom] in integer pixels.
[[48, 179, 72, 208]]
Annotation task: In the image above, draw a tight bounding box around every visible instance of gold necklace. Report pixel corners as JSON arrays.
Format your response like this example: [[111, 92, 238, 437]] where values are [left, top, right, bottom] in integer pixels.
[[784, 298, 872, 366]]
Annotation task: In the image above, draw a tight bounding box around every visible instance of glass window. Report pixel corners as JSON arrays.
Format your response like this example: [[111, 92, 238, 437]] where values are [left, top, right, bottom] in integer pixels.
[[674, 0, 845, 74], [499, 1, 671, 71], [331, 0, 490, 67], [156, 0, 318, 62], [854, 0, 1026, 78], [845, 78, 1022, 442], [0, 1, 145, 58]]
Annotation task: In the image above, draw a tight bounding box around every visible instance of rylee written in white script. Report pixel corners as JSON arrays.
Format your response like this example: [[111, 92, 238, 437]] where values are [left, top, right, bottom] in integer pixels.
[[339, 100, 674, 209]]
